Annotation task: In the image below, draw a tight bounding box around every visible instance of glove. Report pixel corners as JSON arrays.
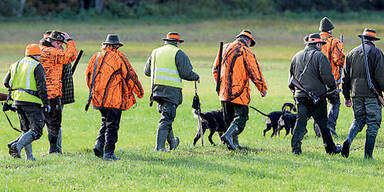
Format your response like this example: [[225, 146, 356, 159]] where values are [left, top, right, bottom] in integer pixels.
[[43, 105, 51, 113], [61, 32, 71, 41]]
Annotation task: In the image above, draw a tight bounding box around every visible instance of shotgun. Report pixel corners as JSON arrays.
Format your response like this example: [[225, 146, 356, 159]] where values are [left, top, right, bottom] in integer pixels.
[[360, 36, 384, 106], [0, 93, 9, 101], [215, 42, 223, 95], [71, 50, 84, 74], [289, 75, 320, 104]]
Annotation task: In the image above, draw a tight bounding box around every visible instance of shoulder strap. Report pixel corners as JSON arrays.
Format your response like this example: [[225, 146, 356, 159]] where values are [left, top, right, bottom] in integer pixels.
[[297, 50, 316, 81]]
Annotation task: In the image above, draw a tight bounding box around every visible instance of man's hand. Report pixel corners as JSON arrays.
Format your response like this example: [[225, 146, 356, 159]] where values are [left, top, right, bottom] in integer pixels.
[[345, 99, 352, 107], [61, 32, 71, 41], [260, 91, 267, 97]]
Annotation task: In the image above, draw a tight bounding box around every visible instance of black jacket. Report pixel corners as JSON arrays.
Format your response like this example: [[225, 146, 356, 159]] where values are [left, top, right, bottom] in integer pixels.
[[3, 56, 49, 106], [342, 40, 384, 100], [144, 42, 199, 105], [289, 45, 336, 98]]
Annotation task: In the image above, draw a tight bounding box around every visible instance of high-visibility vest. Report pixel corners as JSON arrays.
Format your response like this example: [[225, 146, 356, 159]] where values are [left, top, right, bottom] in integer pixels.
[[9, 57, 42, 105], [151, 44, 182, 88]]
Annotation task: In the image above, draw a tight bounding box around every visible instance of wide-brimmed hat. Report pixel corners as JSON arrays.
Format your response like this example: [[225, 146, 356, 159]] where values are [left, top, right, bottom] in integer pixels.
[[43, 30, 53, 38], [103, 34, 123, 46], [236, 30, 256, 47], [48, 31, 65, 42], [304, 33, 326, 44], [358, 28, 380, 41], [162, 32, 184, 43], [319, 17, 334, 32], [25, 44, 41, 56]]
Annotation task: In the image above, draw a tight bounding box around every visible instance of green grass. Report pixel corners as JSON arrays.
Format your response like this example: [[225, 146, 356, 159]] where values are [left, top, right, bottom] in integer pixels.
[[1, 17, 384, 191]]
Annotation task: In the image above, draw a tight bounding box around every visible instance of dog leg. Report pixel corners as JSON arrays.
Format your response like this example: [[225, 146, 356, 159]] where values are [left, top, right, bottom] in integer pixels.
[[263, 124, 272, 137], [208, 131, 215, 146], [193, 132, 201, 146]]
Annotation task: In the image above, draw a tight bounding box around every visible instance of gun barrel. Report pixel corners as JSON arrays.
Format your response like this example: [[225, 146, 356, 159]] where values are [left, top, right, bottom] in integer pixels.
[[215, 42, 223, 94]]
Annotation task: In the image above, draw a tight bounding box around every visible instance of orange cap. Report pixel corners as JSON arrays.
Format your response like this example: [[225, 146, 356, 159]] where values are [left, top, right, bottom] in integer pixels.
[[25, 44, 41, 56]]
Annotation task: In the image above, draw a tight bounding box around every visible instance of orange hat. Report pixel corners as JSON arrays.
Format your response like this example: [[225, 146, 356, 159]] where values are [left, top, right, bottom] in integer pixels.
[[162, 32, 184, 43], [358, 28, 380, 41], [236, 30, 256, 47], [25, 44, 41, 56]]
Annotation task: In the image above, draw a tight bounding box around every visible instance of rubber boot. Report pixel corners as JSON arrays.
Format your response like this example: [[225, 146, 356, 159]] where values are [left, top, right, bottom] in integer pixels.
[[314, 123, 321, 137], [154, 129, 169, 152], [56, 129, 62, 154], [341, 139, 351, 158], [48, 133, 59, 154], [221, 124, 237, 150], [167, 129, 180, 150], [364, 136, 376, 159], [8, 135, 21, 156], [93, 140, 104, 158], [24, 143, 35, 161], [11, 131, 34, 159], [233, 134, 244, 150]]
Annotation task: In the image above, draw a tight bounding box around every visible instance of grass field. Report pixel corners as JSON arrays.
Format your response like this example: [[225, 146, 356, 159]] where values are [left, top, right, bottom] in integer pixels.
[[1, 17, 384, 191]]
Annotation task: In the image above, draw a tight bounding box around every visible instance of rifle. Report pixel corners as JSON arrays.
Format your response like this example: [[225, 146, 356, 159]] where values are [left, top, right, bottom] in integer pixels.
[[85, 52, 101, 111], [215, 42, 223, 95], [1, 90, 21, 132], [360, 36, 384, 106], [71, 50, 84, 74], [149, 50, 157, 107], [289, 75, 320, 104], [0, 93, 9, 101]]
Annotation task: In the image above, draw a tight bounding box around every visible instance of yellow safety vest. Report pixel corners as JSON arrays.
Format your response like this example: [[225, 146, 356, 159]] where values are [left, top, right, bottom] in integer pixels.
[[9, 57, 42, 105], [151, 44, 182, 88]]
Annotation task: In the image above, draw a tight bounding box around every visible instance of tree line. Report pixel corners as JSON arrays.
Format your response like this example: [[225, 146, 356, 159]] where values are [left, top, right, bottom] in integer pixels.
[[1, 0, 384, 18]]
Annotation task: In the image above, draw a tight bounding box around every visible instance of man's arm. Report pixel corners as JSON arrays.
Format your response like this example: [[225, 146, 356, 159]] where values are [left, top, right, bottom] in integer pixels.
[[331, 39, 345, 67], [3, 69, 11, 89], [56, 40, 77, 65], [175, 50, 199, 81], [144, 55, 152, 77], [373, 48, 384, 91], [34, 64, 49, 106], [341, 53, 352, 100], [288, 56, 296, 92], [318, 53, 336, 91], [243, 48, 267, 94]]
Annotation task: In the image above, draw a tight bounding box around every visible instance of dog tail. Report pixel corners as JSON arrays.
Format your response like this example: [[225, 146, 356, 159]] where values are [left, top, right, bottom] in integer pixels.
[[249, 105, 269, 117]]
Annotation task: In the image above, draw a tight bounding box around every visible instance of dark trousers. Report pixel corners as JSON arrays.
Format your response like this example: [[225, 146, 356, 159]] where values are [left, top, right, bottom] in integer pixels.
[[221, 101, 249, 134], [292, 97, 336, 154], [157, 101, 177, 131], [96, 108, 122, 155], [44, 97, 62, 136], [16, 105, 45, 140]]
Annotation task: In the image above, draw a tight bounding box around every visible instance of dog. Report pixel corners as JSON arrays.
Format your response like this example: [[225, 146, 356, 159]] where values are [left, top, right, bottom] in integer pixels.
[[277, 111, 297, 136], [250, 103, 296, 137], [192, 109, 226, 145]]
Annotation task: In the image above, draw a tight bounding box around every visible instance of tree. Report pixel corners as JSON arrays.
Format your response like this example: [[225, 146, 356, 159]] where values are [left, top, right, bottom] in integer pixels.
[[18, 0, 26, 17], [95, 0, 103, 13]]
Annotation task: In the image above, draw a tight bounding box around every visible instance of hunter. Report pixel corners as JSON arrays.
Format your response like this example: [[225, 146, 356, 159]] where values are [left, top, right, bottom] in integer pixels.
[[86, 34, 144, 160], [213, 30, 267, 150], [341, 28, 384, 159], [289, 33, 341, 155], [313, 17, 345, 137], [145, 32, 200, 151], [4, 44, 50, 160], [40, 31, 77, 154]]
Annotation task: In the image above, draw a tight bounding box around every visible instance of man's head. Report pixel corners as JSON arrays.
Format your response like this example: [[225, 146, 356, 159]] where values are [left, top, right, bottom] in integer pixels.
[[319, 17, 334, 33], [102, 34, 123, 50], [358, 28, 380, 41], [162, 32, 184, 46], [48, 31, 65, 49], [236, 30, 256, 47], [25, 44, 41, 61], [304, 33, 326, 49]]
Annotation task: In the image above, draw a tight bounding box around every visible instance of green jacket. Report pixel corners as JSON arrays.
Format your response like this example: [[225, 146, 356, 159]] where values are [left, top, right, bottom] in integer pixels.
[[289, 45, 336, 98], [144, 42, 199, 105], [342, 41, 384, 100]]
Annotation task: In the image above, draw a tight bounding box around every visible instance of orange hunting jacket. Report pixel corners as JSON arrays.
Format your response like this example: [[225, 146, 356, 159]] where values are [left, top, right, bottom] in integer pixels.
[[212, 40, 267, 106], [320, 32, 345, 83], [40, 40, 77, 99], [86, 47, 144, 110]]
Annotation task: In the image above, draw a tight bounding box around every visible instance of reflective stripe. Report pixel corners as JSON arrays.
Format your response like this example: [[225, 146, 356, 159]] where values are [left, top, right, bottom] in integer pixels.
[[156, 67, 179, 75], [155, 75, 182, 83]]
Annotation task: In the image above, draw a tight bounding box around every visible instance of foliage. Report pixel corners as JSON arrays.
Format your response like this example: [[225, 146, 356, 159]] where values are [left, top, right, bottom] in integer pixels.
[[0, 0, 19, 17]]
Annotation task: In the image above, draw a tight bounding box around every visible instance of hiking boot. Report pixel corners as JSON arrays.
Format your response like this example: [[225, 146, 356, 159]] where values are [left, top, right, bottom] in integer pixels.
[[103, 153, 120, 161], [155, 129, 169, 152], [221, 124, 237, 150], [341, 140, 351, 158]]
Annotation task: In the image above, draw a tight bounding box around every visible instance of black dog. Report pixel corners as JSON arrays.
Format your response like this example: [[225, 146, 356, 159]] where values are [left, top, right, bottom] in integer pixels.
[[277, 111, 297, 136], [192, 109, 226, 145], [250, 103, 296, 137]]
